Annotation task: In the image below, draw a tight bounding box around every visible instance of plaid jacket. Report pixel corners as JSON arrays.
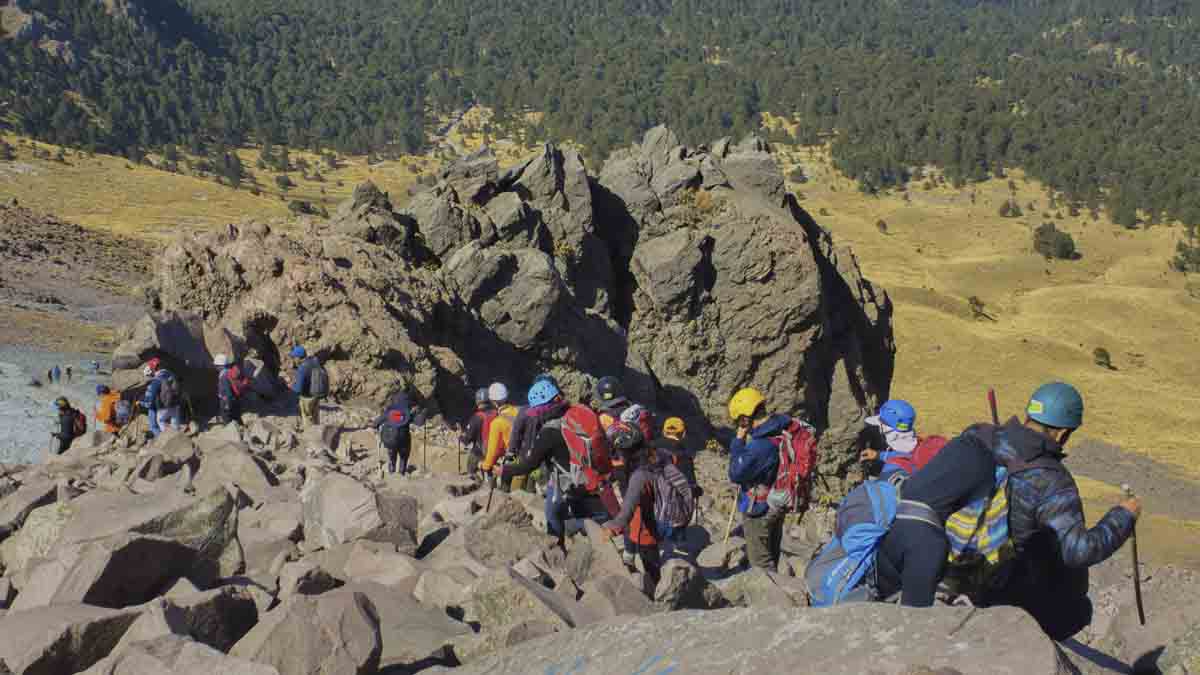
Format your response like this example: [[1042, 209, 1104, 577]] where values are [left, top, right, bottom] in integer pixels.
[[976, 419, 1135, 574]]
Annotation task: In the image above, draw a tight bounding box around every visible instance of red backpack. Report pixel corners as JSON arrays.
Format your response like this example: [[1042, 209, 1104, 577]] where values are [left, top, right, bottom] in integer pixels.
[[765, 419, 818, 512], [885, 435, 948, 476], [475, 409, 498, 448], [71, 409, 88, 437], [554, 404, 613, 494]]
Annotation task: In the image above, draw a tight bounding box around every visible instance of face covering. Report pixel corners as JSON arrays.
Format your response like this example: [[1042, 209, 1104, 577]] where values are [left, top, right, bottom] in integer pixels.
[[883, 426, 919, 454]]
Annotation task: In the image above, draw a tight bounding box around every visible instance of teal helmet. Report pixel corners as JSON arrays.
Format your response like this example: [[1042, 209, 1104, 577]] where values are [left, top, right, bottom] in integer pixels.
[[1026, 382, 1084, 429]]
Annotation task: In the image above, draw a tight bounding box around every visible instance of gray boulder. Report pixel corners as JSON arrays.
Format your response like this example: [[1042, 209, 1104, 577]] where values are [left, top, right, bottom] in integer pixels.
[[0, 500, 75, 576], [230, 590, 382, 675], [80, 634, 280, 675], [341, 581, 472, 671], [0, 480, 57, 539], [654, 558, 726, 610], [464, 566, 587, 660], [578, 574, 656, 620], [454, 604, 1066, 675], [191, 443, 277, 503], [109, 587, 259, 654], [277, 560, 342, 599], [301, 473, 418, 553], [0, 603, 143, 675]]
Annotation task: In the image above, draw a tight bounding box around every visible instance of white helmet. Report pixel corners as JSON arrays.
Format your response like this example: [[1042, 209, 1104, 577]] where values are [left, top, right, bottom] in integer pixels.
[[488, 382, 509, 403], [214, 353, 230, 367], [142, 365, 154, 377]]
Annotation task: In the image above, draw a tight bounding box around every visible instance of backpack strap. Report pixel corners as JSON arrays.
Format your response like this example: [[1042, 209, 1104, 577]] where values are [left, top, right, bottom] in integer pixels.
[[895, 499, 940, 530]]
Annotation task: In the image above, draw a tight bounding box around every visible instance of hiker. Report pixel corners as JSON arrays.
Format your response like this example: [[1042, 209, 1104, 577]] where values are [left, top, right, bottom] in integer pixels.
[[65, 365, 72, 383], [495, 378, 616, 540], [142, 358, 182, 436], [51, 397, 85, 454], [91, 360, 101, 374], [459, 388, 494, 479], [51, 365, 61, 383], [727, 387, 803, 571], [369, 392, 426, 475], [94, 384, 123, 434], [216, 354, 252, 425], [657, 416, 699, 492], [288, 346, 329, 428], [479, 382, 520, 491], [858, 399, 947, 480], [971, 382, 1140, 640], [506, 373, 568, 492], [600, 422, 664, 593]]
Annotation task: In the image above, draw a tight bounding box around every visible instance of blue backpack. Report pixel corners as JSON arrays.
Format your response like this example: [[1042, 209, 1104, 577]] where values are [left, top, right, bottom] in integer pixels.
[[804, 480, 899, 607]]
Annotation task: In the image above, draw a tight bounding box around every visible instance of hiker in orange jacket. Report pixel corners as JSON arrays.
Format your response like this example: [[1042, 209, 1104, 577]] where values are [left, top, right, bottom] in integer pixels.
[[94, 385, 122, 433]]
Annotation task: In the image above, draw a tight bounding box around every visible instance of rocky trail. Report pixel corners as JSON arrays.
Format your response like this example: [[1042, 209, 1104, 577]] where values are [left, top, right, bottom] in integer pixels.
[[0, 401, 1192, 674]]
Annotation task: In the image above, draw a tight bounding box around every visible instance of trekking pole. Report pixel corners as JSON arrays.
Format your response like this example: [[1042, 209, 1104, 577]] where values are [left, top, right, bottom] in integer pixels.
[[722, 492, 738, 545], [1121, 483, 1147, 626], [987, 388, 1000, 425], [485, 476, 495, 513], [422, 425, 428, 472]]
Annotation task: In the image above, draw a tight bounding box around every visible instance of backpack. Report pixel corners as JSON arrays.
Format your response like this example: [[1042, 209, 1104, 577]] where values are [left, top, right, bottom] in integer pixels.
[[307, 362, 329, 398], [552, 404, 613, 495], [805, 480, 899, 606], [884, 435, 948, 477], [619, 404, 656, 443], [224, 365, 246, 398], [651, 462, 695, 529], [157, 374, 179, 409], [765, 419, 819, 512], [114, 399, 133, 426], [380, 408, 411, 449], [71, 409, 87, 437]]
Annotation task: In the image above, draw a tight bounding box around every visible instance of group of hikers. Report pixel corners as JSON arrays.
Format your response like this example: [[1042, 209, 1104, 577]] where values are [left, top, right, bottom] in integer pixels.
[[48, 343, 1141, 643]]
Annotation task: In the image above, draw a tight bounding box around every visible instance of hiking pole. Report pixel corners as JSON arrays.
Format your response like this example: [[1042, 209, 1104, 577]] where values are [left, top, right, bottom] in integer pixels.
[[485, 476, 495, 513], [1121, 483, 1147, 626], [723, 492, 738, 545], [422, 425, 428, 473], [987, 388, 1000, 425]]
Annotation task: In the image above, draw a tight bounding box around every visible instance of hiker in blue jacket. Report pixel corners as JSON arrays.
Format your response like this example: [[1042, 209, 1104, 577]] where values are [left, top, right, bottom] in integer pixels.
[[727, 387, 788, 570], [978, 382, 1140, 640]]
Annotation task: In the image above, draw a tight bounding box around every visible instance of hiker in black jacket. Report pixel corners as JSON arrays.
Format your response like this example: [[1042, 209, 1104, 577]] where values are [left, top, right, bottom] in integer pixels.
[[51, 397, 79, 455], [978, 382, 1140, 640], [368, 392, 426, 475]]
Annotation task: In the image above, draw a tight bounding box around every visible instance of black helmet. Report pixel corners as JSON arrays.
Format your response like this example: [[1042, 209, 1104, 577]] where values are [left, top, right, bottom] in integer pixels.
[[594, 376, 626, 409], [608, 421, 644, 451]]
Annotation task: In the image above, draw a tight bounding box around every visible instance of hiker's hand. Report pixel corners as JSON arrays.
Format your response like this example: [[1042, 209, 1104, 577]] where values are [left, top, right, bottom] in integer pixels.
[[859, 449, 879, 462], [490, 464, 503, 478], [1120, 497, 1142, 520], [735, 426, 748, 441]]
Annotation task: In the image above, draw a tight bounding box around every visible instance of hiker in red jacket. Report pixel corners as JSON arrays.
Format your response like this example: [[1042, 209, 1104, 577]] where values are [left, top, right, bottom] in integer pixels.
[[458, 388, 494, 480], [216, 354, 253, 425]]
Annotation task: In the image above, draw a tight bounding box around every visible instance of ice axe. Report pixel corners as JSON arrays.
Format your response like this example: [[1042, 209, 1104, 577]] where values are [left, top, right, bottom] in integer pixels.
[[987, 388, 1000, 425], [1121, 482, 1147, 626]]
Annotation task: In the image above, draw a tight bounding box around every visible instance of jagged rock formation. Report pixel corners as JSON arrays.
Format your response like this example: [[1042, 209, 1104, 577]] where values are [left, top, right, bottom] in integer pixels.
[[114, 127, 892, 480]]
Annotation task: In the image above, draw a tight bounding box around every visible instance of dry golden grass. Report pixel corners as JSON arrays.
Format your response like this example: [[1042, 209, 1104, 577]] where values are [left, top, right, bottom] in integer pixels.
[[777, 143, 1200, 486]]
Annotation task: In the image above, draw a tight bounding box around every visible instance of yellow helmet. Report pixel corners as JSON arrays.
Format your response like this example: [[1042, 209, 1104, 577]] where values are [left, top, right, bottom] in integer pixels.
[[728, 388, 765, 421]]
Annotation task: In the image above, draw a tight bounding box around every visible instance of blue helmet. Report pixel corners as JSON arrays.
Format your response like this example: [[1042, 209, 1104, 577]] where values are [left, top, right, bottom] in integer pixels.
[[870, 399, 916, 432], [528, 379, 561, 407], [533, 372, 559, 387], [290, 346, 307, 359], [1027, 382, 1084, 429]]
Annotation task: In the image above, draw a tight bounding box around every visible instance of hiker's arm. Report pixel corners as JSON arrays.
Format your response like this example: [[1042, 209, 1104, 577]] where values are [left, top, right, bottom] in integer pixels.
[[502, 430, 552, 477], [290, 363, 307, 395], [368, 414, 385, 429], [141, 381, 157, 409], [603, 470, 648, 533], [1033, 480, 1136, 568], [460, 416, 481, 446]]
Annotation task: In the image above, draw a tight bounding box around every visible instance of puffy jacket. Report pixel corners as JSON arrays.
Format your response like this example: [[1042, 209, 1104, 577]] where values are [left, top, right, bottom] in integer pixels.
[[292, 357, 321, 396], [54, 408, 77, 441], [728, 414, 790, 515], [142, 370, 175, 411], [95, 392, 122, 433], [482, 404, 519, 471], [983, 418, 1135, 574]]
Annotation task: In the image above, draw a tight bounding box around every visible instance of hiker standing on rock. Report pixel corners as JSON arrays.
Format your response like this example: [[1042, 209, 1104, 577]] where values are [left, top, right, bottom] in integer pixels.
[[216, 354, 252, 425], [480, 383, 519, 491], [94, 384, 123, 434], [495, 379, 615, 540], [141, 358, 182, 437], [287, 346, 329, 428], [369, 392, 425, 476], [727, 387, 790, 570], [51, 396, 85, 455], [973, 382, 1141, 640], [506, 373, 564, 490], [601, 422, 664, 593], [459, 388, 494, 480]]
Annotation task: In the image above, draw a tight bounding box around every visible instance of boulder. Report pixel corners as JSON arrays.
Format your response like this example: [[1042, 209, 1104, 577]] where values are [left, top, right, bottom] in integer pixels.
[[48, 487, 242, 586], [578, 574, 656, 620], [654, 558, 726, 611], [714, 568, 806, 608], [413, 567, 476, 609], [454, 604, 1066, 675], [301, 473, 418, 553], [0, 500, 74, 576], [342, 541, 423, 587], [11, 534, 197, 611], [0, 480, 57, 537], [0, 578, 12, 609], [230, 590, 382, 675], [80, 634, 280, 675], [277, 560, 342, 599], [191, 443, 277, 503], [109, 587, 259, 654], [465, 566, 585, 658], [0, 603, 143, 675], [341, 582, 472, 671]]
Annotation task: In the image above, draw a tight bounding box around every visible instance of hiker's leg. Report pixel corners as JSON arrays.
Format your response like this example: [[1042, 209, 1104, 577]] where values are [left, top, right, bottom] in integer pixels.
[[767, 509, 786, 569], [640, 545, 663, 595], [147, 409, 161, 437], [997, 566, 1091, 640], [168, 406, 182, 430], [544, 484, 566, 537], [298, 396, 314, 427], [743, 512, 774, 570], [156, 409, 172, 434], [879, 518, 947, 608], [386, 444, 398, 473]]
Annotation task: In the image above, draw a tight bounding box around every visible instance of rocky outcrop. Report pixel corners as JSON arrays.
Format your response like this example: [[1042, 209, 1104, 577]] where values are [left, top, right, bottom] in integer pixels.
[[117, 127, 892, 487]]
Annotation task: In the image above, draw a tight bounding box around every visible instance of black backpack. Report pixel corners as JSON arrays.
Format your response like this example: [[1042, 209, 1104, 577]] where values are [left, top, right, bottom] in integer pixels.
[[157, 374, 180, 408], [307, 362, 330, 398]]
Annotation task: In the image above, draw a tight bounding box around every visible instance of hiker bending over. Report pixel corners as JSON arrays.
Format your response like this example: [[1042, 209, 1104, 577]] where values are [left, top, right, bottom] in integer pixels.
[[370, 392, 425, 475], [495, 379, 614, 541], [288, 346, 329, 428], [142, 358, 182, 436], [859, 399, 947, 481], [216, 354, 253, 425], [480, 382, 520, 491], [94, 385, 123, 434], [459, 388, 494, 479], [601, 422, 664, 593], [656, 417, 700, 496], [727, 388, 789, 571], [974, 382, 1140, 640]]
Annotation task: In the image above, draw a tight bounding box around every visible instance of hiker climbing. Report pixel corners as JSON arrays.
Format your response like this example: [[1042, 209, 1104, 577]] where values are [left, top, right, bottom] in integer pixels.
[[858, 399, 947, 481], [370, 392, 425, 476], [495, 378, 616, 543], [459, 388, 494, 480], [728, 387, 818, 571], [657, 416, 700, 495], [94, 384, 123, 434], [480, 382, 520, 491], [216, 354, 252, 425], [600, 421, 667, 593], [288, 346, 329, 428], [142, 357, 182, 436], [51, 396, 85, 455], [968, 382, 1141, 640]]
